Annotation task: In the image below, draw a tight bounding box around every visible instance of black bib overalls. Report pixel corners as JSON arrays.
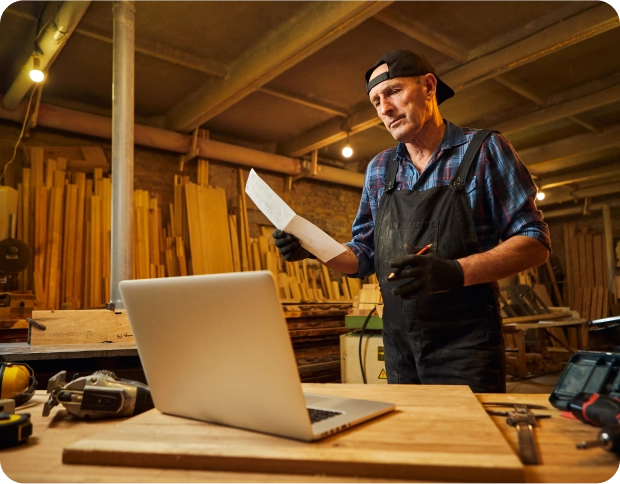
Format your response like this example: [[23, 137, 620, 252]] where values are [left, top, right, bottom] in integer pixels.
[[374, 130, 506, 393]]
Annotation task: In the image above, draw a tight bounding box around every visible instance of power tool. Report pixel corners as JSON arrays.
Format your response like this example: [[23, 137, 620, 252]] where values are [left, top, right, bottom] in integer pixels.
[[569, 393, 620, 453], [43, 370, 154, 420]]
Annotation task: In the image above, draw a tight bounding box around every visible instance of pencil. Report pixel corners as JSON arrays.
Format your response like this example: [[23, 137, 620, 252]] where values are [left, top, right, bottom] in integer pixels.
[[388, 243, 433, 280]]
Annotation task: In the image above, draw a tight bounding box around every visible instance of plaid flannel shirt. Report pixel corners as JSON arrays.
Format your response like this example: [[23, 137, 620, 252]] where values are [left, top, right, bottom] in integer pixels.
[[345, 120, 551, 277]]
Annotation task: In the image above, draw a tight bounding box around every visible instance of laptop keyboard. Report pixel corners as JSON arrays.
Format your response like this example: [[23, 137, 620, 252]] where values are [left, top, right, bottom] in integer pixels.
[[307, 407, 342, 424]]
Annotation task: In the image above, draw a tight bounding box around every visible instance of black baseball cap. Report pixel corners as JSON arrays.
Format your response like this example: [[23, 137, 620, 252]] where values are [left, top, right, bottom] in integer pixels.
[[365, 49, 455, 105]]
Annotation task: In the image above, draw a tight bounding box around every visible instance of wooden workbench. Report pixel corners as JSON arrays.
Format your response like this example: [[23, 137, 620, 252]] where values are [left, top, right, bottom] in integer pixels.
[[1, 388, 617, 483]]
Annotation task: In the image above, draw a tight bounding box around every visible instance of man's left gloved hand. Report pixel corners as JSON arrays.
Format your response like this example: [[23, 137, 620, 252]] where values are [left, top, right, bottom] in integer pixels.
[[388, 244, 464, 299]]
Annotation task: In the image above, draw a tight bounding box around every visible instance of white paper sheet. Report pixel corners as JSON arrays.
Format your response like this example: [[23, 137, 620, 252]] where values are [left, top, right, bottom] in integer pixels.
[[245, 169, 346, 262]]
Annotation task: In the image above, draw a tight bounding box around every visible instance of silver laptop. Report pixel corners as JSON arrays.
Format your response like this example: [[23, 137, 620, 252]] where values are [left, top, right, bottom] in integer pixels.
[[119, 271, 395, 441]]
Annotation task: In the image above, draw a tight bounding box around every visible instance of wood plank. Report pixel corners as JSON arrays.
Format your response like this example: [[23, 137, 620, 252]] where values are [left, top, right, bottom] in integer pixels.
[[228, 215, 241, 272], [595, 286, 605, 320], [28, 309, 134, 345], [61, 184, 78, 307], [593, 234, 604, 287], [563, 222, 574, 307], [238, 169, 252, 271], [73, 173, 87, 309], [576, 234, 587, 290], [47, 187, 64, 309], [62, 384, 523, 482], [584, 234, 594, 288], [581, 287, 592, 321], [185, 183, 203, 275], [91, 195, 102, 306], [200, 185, 234, 274], [545, 259, 563, 306], [501, 311, 572, 324]]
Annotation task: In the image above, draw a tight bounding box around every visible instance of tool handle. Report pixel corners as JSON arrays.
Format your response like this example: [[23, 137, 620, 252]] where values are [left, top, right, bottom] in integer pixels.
[[582, 394, 620, 427]]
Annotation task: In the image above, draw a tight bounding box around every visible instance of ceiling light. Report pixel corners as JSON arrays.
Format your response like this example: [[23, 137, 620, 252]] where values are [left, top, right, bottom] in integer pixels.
[[536, 191, 545, 201], [29, 56, 44, 83], [342, 134, 353, 158]]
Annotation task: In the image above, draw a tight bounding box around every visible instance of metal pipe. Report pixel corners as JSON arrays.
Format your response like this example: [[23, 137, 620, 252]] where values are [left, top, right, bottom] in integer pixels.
[[0, 101, 368, 186], [601, 204, 616, 296], [1, 1, 92, 110], [109, 0, 135, 310], [543, 199, 620, 219]]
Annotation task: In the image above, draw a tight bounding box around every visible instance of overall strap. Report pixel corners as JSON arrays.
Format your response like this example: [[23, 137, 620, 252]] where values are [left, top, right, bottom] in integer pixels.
[[450, 130, 494, 188], [384, 147, 400, 194]]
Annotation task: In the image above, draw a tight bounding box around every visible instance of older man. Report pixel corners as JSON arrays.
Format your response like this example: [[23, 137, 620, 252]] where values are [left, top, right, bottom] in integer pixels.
[[274, 50, 550, 392]]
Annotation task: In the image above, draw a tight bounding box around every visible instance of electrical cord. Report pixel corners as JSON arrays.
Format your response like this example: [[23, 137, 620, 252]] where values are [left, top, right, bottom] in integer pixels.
[[357, 305, 381, 384], [0, 85, 39, 184]]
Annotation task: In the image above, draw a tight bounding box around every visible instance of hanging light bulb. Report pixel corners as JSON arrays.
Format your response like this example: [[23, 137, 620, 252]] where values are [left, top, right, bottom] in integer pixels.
[[342, 134, 353, 158], [29, 55, 44, 83], [536, 191, 545, 201]]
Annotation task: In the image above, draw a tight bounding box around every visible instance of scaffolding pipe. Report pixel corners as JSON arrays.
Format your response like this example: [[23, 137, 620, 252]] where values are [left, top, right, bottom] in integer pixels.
[[109, 0, 135, 310]]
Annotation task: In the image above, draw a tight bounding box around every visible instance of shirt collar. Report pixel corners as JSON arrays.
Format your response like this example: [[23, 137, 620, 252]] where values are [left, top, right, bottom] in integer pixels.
[[395, 119, 467, 159]]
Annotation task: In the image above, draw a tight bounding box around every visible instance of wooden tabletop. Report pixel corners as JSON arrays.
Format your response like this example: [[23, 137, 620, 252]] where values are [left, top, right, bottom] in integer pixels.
[[1, 388, 618, 483], [0, 342, 138, 362]]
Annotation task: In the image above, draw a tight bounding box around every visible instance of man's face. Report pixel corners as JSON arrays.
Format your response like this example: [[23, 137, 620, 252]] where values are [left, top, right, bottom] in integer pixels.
[[368, 64, 435, 143]]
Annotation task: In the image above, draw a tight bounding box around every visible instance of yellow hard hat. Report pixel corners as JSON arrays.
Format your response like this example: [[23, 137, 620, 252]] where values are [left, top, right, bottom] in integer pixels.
[[0, 363, 37, 407]]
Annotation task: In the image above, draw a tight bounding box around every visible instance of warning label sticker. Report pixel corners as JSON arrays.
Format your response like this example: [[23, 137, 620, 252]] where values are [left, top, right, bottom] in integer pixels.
[[378, 369, 387, 379], [377, 346, 384, 361]]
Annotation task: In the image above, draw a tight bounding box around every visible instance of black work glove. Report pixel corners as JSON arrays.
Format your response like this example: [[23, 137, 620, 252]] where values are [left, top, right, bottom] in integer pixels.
[[272, 229, 316, 262], [387, 243, 464, 299]]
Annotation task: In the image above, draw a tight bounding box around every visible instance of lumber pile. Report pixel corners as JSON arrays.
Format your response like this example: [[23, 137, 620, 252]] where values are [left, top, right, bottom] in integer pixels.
[[13, 146, 167, 310], [7, 149, 370, 308], [563, 222, 612, 321]]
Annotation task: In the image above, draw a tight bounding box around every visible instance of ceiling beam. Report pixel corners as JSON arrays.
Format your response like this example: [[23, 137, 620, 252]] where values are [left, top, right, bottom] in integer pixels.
[[520, 123, 620, 175], [493, 74, 600, 133], [279, 106, 380, 157], [538, 163, 620, 190], [494, 82, 620, 136], [442, 4, 618, 91], [467, 2, 594, 60], [259, 87, 347, 117], [2, 1, 92, 110], [165, 1, 392, 133], [2, 7, 229, 78], [278, 3, 617, 158], [373, 9, 469, 62], [538, 181, 620, 206], [74, 26, 228, 78]]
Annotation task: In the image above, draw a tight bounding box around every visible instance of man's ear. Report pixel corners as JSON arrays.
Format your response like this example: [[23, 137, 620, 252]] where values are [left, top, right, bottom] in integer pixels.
[[421, 73, 437, 100]]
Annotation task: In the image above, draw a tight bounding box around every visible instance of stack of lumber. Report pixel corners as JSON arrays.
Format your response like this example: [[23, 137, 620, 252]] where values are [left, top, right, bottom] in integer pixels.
[[283, 304, 351, 382], [14, 146, 168, 310], [563, 222, 612, 321], [8, 150, 370, 308]]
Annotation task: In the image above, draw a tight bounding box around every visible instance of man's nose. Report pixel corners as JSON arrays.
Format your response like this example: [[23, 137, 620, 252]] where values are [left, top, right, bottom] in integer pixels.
[[378, 97, 393, 116]]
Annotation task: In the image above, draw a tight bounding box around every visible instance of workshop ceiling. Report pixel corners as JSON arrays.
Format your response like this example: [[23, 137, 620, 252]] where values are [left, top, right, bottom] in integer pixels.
[[1, 1, 620, 212]]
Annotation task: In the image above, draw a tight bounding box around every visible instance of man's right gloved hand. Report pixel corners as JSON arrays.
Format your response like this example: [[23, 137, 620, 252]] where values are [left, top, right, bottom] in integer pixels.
[[272, 229, 315, 262]]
